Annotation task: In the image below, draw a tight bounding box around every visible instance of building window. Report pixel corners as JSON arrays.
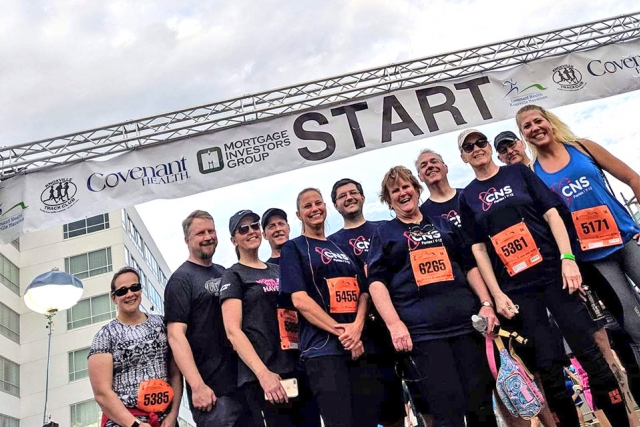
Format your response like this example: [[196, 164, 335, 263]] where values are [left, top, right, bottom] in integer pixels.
[[10, 238, 19, 250], [0, 356, 19, 397], [65, 248, 113, 279], [0, 413, 19, 427], [63, 214, 110, 239], [68, 348, 91, 382], [70, 399, 101, 427], [158, 270, 167, 288], [0, 254, 19, 295], [148, 285, 163, 315], [124, 246, 131, 267], [127, 216, 143, 252], [121, 209, 127, 229], [0, 302, 19, 343], [67, 294, 116, 330]]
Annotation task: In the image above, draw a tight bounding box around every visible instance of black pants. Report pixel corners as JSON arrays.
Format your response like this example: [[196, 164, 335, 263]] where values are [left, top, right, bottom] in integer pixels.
[[304, 355, 384, 427], [408, 333, 497, 427], [502, 281, 629, 427]]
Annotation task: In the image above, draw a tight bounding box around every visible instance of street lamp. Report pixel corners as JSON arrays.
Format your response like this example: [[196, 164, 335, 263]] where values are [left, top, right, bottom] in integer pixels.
[[24, 268, 84, 427]]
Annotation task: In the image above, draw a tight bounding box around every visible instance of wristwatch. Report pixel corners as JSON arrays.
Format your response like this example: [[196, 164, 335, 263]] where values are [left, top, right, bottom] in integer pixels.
[[131, 421, 140, 427], [481, 301, 494, 308]]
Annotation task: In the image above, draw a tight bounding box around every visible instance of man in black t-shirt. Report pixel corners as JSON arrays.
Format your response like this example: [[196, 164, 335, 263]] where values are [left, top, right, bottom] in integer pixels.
[[328, 178, 404, 427], [415, 148, 462, 228], [164, 210, 244, 426], [262, 207, 290, 265]]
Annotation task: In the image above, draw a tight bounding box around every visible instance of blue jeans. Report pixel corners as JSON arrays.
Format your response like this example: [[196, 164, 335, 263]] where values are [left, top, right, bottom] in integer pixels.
[[191, 392, 245, 427]]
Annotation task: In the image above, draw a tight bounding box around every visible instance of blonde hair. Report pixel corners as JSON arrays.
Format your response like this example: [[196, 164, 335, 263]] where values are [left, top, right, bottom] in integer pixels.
[[379, 166, 423, 207], [515, 105, 581, 161], [296, 188, 323, 233]]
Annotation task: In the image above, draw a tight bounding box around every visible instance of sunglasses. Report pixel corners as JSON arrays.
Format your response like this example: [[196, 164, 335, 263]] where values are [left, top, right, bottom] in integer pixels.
[[461, 139, 489, 153], [112, 283, 142, 297], [235, 221, 261, 235], [497, 140, 518, 155]]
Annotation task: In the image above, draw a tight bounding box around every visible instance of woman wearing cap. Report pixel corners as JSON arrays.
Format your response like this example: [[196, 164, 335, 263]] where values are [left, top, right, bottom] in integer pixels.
[[220, 210, 303, 427], [367, 166, 498, 427], [457, 128, 630, 426], [279, 188, 384, 427], [89, 267, 182, 427], [516, 104, 640, 402]]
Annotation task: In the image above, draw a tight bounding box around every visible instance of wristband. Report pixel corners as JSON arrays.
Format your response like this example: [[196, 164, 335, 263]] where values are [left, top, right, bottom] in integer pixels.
[[131, 421, 140, 427], [560, 253, 576, 261]]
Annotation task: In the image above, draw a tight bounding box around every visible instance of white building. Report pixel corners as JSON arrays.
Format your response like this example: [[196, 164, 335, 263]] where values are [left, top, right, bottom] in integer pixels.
[[0, 208, 195, 427]]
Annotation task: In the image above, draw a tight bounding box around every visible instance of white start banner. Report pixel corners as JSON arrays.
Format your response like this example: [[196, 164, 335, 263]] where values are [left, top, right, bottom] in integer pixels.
[[1, 38, 640, 243]]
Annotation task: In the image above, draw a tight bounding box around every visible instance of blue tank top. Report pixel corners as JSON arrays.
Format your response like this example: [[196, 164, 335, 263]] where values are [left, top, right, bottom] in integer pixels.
[[533, 144, 639, 262]]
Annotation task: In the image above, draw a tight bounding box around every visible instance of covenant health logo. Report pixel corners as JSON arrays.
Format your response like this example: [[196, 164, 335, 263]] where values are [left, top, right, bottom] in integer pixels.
[[552, 64, 586, 91], [0, 201, 28, 231], [87, 157, 189, 192], [40, 178, 79, 213], [502, 79, 548, 107]]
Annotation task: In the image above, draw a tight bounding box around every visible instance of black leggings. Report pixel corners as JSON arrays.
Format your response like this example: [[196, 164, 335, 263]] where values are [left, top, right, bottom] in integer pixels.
[[501, 281, 629, 427], [304, 355, 384, 427], [408, 333, 497, 427]]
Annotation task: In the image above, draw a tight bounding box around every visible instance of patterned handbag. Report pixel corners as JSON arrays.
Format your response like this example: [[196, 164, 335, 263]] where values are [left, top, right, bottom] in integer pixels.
[[487, 331, 545, 420]]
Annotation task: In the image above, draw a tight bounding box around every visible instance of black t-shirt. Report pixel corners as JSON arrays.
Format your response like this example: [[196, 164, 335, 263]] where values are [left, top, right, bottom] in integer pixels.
[[420, 189, 463, 228], [164, 261, 237, 397], [367, 215, 478, 342], [459, 164, 563, 291], [329, 221, 390, 356], [329, 221, 384, 277], [219, 263, 296, 387], [280, 236, 368, 359], [267, 257, 280, 266]]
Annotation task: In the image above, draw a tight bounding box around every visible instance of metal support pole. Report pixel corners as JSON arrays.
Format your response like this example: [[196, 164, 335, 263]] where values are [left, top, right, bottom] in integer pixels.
[[43, 309, 57, 426]]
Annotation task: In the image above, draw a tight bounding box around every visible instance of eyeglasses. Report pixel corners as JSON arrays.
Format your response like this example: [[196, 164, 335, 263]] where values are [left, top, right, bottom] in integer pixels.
[[336, 190, 360, 201], [235, 221, 261, 235], [112, 283, 142, 297], [461, 139, 489, 153], [497, 140, 518, 155]]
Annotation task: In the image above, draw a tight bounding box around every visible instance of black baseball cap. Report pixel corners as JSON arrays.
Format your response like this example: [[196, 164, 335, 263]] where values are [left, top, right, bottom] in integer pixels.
[[494, 131, 520, 151], [261, 208, 288, 229], [229, 210, 260, 235]]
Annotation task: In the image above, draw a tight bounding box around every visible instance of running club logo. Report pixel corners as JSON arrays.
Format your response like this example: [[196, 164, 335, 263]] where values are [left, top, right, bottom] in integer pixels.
[[40, 178, 79, 213], [479, 186, 513, 211], [549, 176, 591, 206], [552, 64, 586, 91], [314, 247, 351, 265], [442, 210, 461, 228], [403, 225, 441, 250], [348, 236, 369, 256], [502, 79, 548, 107]]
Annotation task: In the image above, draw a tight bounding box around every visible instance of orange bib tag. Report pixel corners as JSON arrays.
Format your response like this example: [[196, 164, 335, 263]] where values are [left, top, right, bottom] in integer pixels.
[[277, 308, 299, 350], [137, 378, 173, 413], [409, 247, 454, 287], [572, 205, 622, 251], [491, 223, 543, 276], [326, 277, 360, 314]]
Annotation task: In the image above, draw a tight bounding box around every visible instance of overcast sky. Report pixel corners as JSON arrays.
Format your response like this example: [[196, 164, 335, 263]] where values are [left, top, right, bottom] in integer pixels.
[[3, 1, 640, 270]]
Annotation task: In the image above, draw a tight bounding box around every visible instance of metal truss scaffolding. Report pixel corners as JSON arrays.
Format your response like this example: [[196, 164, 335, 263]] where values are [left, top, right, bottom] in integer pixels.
[[2, 11, 640, 180]]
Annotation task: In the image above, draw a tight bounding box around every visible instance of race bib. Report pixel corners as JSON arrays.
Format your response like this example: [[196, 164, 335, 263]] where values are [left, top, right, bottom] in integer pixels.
[[137, 378, 173, 413], [409, 247, 454, 287], [277, 308, 299, 350], [572, 205, 622, 251], [326, 277, 360, 314], [491, 223, 543, 276]]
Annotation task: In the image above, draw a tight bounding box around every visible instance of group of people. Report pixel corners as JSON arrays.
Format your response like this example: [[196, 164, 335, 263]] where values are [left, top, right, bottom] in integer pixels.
[[86, 103, 640, 427]]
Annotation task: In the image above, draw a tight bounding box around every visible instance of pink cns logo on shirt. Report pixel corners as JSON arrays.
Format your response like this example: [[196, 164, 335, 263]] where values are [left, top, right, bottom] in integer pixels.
[[348, 236, 369, 255], [479, 186, 513, 211], [314, 247, 351, 265], [257, 278, 279, 293]]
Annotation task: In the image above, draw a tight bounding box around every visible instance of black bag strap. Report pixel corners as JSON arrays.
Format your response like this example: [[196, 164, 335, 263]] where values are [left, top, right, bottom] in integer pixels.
[[574, 140, 615, 196]]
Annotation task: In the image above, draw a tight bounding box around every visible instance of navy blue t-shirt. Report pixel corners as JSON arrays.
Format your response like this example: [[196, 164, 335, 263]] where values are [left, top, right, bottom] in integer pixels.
[[329, 221, 384, 277], [459, 164, 564, 291], [420, 189, 463, 228], [367, 215, 478, 342], [280, 236, 368, 359]]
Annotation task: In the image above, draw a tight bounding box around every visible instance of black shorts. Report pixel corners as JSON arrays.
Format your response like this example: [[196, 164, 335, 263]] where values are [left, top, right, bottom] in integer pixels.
[[377, 359, 406, 424]]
